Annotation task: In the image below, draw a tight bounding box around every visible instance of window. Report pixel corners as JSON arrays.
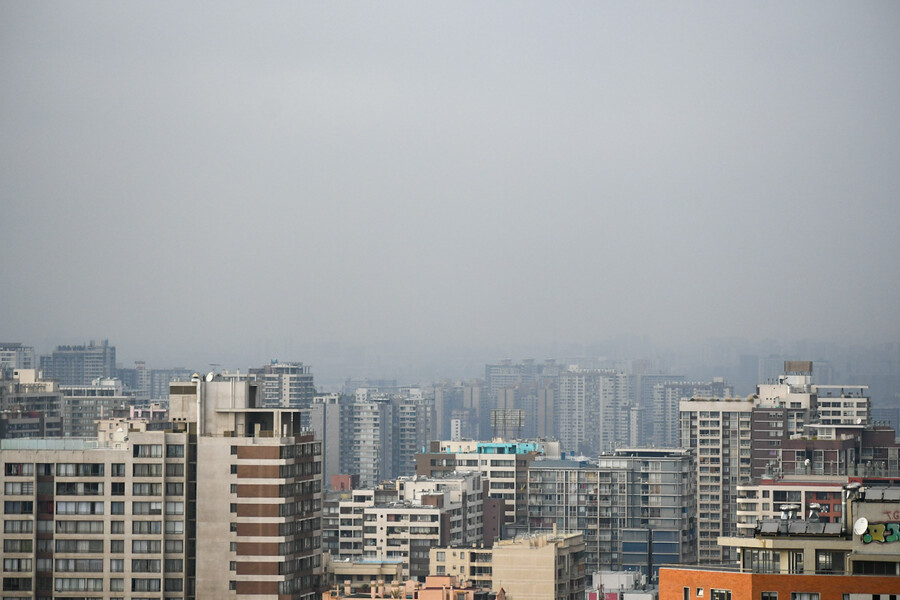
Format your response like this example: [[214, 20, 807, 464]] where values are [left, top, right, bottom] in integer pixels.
[[712, 591, 732, 600], [790, 595, 819, 600], [111, 501, 125, 514], [230, 464, 238, 474], [4, 520, 33, 533], [165, 559, 183, 572], [3, 539, 32, 553], [3, 559, 32, 572], [3, 501, 33, 515], [56, 501, 104, 515], [231, 484, 238, 494], [762, 593, 778, 600], [110, 559, 124, 572], [4, 482, 33, 495], [165, 520, 184, 534], [132, 540, 162, 553], [111, 482, 125, 496], [133, 444, 163, 458], [110, 520, 124, 533], [55, 540, 103, 553], [165, 501, 184, 515], [132, 502, 162, 515], [166, 444, 185, 458], [231, 445, 238, 455], [133, 463, 162, 477], [133, 520, 162, 534], [132, 559, 161, 573], [111, 463, 126, 476], [133, 483, 162, 496], [4, 463, 33, 476], [166, 463, 184, 477], [166, 482, 184, 496], [110, 578, 124, 591], [110, 540, 125, 553], [132, 577, 161, 591]]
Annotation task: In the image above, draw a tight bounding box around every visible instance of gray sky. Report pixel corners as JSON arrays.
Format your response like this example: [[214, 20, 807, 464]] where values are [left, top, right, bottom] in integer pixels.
[[2, 2, 899, 369]]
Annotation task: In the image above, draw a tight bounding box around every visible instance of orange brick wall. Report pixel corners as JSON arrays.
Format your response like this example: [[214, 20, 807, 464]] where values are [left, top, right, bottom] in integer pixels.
[[660, 568, 900, 600]]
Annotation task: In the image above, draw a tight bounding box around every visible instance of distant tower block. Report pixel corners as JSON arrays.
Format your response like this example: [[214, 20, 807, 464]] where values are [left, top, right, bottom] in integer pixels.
[[450, 418, 462, 441], [491, 408, 525, 439]]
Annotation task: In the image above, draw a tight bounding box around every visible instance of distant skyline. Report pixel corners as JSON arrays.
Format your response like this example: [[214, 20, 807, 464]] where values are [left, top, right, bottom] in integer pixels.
[[2, 3, 899, 376]]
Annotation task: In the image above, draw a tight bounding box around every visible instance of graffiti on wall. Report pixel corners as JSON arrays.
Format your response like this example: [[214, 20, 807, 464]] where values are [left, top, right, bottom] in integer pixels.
[[861, 522, 900, 544]]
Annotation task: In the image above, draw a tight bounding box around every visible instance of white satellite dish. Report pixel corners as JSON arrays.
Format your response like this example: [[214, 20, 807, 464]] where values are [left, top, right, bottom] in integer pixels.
[[853, 517, 869, 536], [205, 372, 215, 382]]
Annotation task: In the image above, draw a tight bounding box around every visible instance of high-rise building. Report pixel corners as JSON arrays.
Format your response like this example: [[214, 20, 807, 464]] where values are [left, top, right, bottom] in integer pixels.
[[680, 396, 754, 563], [629, 370, 684, 446], [0, 374, 324, 600], [169, 376, 323, 598], [326, 473, 483, 579], [40, 340, 116, 386], [0, 343, 35, 375], [0, 369, 63, 438], [339, 392, 393, 488], [652, 379, 732, 448], [60, 378, 132, 438], [557, 368, 630, 455], [250, 361, 316, 408], [416, 439, 559, 532], [526, 448, 696, 577], [391, 389, 432, 479]]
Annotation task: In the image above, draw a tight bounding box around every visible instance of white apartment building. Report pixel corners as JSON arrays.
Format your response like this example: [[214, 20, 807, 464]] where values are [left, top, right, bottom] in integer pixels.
[[557, 368, 630, 455], [331, 473, 483, 579], [680, 398, 754, 564]]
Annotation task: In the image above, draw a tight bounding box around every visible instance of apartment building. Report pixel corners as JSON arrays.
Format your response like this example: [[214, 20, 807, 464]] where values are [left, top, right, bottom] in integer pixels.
[[429, 530, 586, 600], [326, 473, 483, 579], [416, 439, 559, 532], [680, 397, 754, 563], [1, 431, 191, 599], [661, 486, 900, 600], [61, 378, 132, 438], [0, 375, 324, 600], [557, 368, 630, 455], [249, 362, 316, 409], [526, 448, 696, 577], [0, 369, 63, 439], [40, 340, 116, 386], [735, 475, 846, 536], [0, 343, 35, 374], [653, 380, 732, 448]]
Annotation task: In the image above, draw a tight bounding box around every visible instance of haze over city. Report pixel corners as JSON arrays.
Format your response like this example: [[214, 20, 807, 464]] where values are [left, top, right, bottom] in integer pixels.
[[2, 2, 899, 377]]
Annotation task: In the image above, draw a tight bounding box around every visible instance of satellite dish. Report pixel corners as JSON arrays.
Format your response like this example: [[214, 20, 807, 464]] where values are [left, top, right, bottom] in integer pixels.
[[205, 372, 215, 382], [853, 517, 869, 536]]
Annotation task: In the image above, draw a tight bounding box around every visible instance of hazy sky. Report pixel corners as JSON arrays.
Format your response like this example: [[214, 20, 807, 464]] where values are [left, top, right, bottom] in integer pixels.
[[2, 2, 899, 369]]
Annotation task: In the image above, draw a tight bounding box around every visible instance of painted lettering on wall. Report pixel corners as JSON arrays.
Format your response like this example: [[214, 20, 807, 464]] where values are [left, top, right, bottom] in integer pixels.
[[861, 522, 900, 543]]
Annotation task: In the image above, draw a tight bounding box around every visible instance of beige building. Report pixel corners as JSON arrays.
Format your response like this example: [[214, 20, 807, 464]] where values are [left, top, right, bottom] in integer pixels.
[[430, 530, 586, 600]]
